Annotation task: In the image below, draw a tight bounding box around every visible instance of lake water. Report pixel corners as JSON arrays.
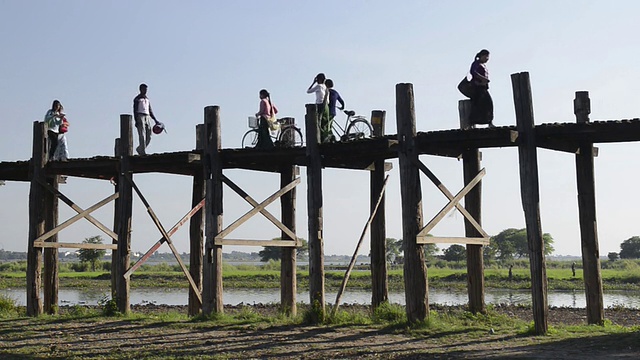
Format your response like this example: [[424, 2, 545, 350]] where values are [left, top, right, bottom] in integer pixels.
[[2, 287, 640, 309]]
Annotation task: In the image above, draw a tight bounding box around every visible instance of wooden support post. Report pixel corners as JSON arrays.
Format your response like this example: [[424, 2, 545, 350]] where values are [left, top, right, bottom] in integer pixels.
[[43, 175, 59, 314], [395, 83, 428, 323], [189, 125, 205, 316], [460, 99, 485, 314], [305, 103, 325, 321], [111, 139, 120, 297], [280, 164, 297, 316], [370, 110, 388, 308], [203, 106, 224, 315], [574, 91, 604, 325], [116, 114, 133, 314], [511, 72, 548, 334], [27, 121, 46, 316]]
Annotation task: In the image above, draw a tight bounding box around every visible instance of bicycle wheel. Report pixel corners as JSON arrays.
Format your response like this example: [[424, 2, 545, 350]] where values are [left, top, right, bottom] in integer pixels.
[[345, 119, 373, 140], [241, 129, 260, 148], [277, 126, 304, 148]]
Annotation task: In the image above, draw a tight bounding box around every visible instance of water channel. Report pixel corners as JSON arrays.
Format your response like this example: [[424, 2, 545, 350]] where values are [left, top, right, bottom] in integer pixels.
[[3, 288, 640, 309]]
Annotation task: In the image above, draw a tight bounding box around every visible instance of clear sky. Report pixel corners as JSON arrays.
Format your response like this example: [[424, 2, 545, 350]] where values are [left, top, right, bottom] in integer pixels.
[[1, 1, 639, 258]]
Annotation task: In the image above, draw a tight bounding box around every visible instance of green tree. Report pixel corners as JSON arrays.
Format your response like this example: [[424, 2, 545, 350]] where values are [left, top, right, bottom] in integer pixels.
[[619, 236, 640, 259], [77, 235, 106, 272], [443, 244, 466, 262], [385, 238, 402, 263], [486, 228, 554, 261], [607, 252, 619, 261], [259, 238, 308, 262]]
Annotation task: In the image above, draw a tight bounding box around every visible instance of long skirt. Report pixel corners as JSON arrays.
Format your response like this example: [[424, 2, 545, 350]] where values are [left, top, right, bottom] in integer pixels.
[[53, 133, 69, 161], [256, 116, 274, 149], [470, 86, 494, 125]]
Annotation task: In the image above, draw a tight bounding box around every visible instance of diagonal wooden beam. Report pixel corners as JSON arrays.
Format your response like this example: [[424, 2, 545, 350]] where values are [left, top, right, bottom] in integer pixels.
[[124, 198, 205, 278], [124, 174, 202, 305], [412, 159, 488, 238], [419, 168, 486, 236], [333, 175, 389, 314], [37, 178, 118, 241], [215, 177, 301, 241], [34, 193, 119, 243], [221, 175, 297, 241]]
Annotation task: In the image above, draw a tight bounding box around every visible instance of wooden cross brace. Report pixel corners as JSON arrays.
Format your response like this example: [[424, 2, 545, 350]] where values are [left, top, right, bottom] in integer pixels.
[[124, 174, 202, 305], [412, 159, 489, 245], [33, 191, 119, 245], [36, 178, 118, 242], [124, 198, 205, 278], [214, 175, 300, 247]]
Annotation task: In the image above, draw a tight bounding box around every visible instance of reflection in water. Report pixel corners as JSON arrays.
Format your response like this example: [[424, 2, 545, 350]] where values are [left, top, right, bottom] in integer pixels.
[[2, 287, 640, 308]]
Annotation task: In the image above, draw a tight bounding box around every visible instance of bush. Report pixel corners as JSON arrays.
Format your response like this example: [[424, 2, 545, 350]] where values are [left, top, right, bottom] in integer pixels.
[[98, 295, 119, 316], [0, 294, 17, 316], [70, 262, 89, 272], [372, 302, 406, 324], [0, 261, 27, 272]]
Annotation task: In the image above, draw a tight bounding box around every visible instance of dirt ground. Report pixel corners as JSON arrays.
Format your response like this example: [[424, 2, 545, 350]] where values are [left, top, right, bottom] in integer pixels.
[[1, 304, 639, 359]]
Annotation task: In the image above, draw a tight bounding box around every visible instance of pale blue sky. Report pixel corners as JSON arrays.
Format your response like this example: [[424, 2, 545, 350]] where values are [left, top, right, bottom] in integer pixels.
[[1, 1, 639, 257]]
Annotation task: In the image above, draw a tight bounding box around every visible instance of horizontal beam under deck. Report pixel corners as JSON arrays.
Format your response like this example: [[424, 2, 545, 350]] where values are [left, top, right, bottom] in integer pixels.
[[1, 119, 640, 181]]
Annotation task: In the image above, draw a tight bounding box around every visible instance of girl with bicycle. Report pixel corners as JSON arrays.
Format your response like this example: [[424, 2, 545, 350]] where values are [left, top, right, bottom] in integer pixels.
[[255, 89, 278, 149]]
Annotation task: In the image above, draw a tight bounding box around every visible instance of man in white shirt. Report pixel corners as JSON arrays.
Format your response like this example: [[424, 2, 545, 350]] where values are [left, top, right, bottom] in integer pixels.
[[132, 83, 157, 155]]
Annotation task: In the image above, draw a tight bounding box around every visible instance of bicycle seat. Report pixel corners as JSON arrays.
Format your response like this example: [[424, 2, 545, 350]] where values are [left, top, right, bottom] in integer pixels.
[[344, 110, 356, 116]]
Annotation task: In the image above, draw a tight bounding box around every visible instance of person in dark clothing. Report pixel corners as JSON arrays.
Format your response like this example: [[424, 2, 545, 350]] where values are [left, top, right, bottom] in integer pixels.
[[468, 49, 495, 128], [325, 79, 344, 142]]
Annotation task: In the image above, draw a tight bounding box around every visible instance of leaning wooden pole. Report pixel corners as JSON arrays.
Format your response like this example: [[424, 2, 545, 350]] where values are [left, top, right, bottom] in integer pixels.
[[511, 72, 548, 334], [189, 124, 206, 316], [459, 100, 486, 314], [203, 106, 224, 315], [116, 114, 133, 314], [305, 103, 325, 321], [396, 83, 428, 323], [27, 121, 46, 316], [280, 164, 297, 316], [370, 110, 389, 309], [574, 91, 604, 325], [43, 175, 59, 314], [111, 139, 120, 297]]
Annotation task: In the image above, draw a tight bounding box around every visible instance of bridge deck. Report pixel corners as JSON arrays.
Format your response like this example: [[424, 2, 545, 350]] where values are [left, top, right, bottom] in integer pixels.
[[1, 119, 638, 181]]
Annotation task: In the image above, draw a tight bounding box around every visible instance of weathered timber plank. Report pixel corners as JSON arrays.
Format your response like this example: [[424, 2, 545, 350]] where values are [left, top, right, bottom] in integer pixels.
[[34, 241, 118, 250], [512, 72, 548, 335], [396, 83, 429, 324], [417, 236, 489, 245], [574, 91, 604, 325], [214, 239, 298, 247]]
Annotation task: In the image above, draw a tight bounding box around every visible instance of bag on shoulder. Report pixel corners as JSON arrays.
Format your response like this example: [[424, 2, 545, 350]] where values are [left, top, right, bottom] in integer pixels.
[[267, 114, 280, 131], [457, 77, 474, 98]]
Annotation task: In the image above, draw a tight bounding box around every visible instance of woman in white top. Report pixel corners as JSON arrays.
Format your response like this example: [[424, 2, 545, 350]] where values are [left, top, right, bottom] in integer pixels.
[[306, 73, 331, 142], [44, 100, 63, 160]]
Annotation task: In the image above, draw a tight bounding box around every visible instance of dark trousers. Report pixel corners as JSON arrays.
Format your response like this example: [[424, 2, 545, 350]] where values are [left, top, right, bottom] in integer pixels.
[[48, 130, 59, 160], [470, 86, 494, 125]]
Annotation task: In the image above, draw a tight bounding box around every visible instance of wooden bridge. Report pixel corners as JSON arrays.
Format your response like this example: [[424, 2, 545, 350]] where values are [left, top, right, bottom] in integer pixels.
[[1, 72, 639, 334]]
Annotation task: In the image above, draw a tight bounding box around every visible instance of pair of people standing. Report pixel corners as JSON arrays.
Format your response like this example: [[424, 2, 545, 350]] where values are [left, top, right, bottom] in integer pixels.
[[44, 100, 70, 161], [460, 49, 495, 128], [306, 73, 345, 143]]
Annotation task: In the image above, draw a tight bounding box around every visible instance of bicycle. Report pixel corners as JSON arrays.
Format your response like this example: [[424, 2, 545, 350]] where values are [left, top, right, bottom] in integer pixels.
[[330, 110, 373, 142], [241, 116, 304, 148]]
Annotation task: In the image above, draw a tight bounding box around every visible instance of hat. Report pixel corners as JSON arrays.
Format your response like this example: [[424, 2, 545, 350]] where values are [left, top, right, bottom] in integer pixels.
[[152, 122, 165, 134]]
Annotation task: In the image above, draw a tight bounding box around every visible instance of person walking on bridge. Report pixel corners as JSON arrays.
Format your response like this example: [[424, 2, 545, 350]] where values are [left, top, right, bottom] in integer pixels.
[[468, 49, 495, 128], [133, 83, 158, 155]]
